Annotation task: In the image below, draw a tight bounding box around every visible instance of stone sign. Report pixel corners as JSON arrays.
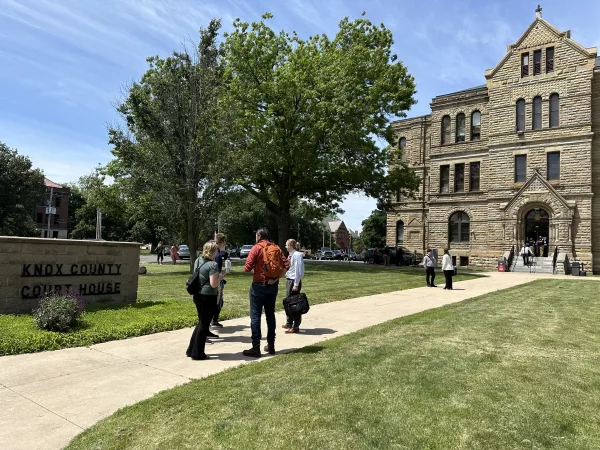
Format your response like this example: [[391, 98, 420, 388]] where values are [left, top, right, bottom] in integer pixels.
[[0, 236, 140, 314]]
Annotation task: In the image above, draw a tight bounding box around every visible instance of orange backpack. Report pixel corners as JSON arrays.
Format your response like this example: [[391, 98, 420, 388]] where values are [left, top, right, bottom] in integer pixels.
[[259, 242, 286, 280]]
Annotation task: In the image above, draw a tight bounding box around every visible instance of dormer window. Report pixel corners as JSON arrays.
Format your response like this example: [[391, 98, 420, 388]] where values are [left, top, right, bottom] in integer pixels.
[[521, 53, 529, 77], [546, 47, 554, 72], [533, 50, 541, 75]]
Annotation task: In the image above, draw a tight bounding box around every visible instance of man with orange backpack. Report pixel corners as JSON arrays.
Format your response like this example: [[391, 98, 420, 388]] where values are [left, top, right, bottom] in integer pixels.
[[243, 228, 290, 358]]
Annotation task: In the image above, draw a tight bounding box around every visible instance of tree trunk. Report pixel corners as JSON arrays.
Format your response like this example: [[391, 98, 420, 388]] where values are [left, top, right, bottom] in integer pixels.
[[276, 205, 290, 252], [187, 202, 197, 274]]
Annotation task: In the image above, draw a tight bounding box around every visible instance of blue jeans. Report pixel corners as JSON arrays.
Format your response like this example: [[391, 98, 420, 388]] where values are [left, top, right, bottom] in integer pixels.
[[249, 282, 279, 348]]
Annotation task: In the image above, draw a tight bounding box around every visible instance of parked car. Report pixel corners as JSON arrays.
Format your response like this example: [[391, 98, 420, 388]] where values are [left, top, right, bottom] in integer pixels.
[[227, 247, 240, 258], [345, 250, 358, 261], [240, 244, 254, 258], [316, 247, 334, 260], [333, 250, 344, 260], [178, 244, 190, 260]]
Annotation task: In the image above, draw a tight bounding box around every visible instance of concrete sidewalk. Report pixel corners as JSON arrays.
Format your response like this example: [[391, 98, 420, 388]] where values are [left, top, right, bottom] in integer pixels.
[[0, 272, 596, 450]]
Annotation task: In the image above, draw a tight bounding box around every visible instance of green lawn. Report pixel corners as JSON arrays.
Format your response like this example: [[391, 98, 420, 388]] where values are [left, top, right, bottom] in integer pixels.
[[67, 279, 600, 450], [0, 263, 478, 356]]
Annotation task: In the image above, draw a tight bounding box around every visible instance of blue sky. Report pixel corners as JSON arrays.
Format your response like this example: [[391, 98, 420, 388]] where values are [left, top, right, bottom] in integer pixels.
[[1, 0, 598, 232]]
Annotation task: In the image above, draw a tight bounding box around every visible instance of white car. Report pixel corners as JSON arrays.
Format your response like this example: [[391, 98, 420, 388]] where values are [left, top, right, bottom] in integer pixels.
[[239, 244, 254, 258]]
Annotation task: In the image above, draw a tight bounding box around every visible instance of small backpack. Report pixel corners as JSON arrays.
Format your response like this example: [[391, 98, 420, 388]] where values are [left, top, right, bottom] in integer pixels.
[[259, 242, 286, 280], [185, 261, 210, 295]]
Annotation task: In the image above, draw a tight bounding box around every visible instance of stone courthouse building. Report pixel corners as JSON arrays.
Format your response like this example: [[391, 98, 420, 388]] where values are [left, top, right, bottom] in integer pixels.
[[387, 7, 600, 273]]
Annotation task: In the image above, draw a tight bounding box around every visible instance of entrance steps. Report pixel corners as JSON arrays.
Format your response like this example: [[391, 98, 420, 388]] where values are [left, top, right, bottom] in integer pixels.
[[512, 256, 555, 274]]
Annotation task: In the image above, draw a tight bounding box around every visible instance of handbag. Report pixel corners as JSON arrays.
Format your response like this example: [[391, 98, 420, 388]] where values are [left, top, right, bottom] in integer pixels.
[[283, 293, 310, 316], [453, 266, 458, 276]]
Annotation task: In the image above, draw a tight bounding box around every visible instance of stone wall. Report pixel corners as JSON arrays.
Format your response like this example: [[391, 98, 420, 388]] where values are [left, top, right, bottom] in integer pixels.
[[0, 237, 140, 314]]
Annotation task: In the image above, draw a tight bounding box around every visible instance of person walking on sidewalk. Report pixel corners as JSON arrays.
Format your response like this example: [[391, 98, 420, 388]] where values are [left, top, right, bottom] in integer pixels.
[[211, 233, 227, 330], [186, 242, 220, 361], [423, 249, 436, 287], [243, 228, 289, 358], [442, 248, 454, 290], [283, 239, 305, 334]]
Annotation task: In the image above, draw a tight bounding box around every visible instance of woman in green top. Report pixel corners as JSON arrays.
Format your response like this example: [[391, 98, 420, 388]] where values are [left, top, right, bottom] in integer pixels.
[[186, 242, 220, 360]]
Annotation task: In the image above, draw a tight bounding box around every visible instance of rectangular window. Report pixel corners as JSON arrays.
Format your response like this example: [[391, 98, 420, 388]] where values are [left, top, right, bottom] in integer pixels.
[[396, 190, 402, 202], [454, 164, 465, 192], [54, 214, 60, 225], [546, 47, 554, 73], [52, 231, 59, 239], [547, 152, 560, 180], [521, 53, 529, 77], [533, 50, 542, 75], [450, 222, 459, 242], [36, 212, 43, 224], [440, 165, 449, 193], [469, 162, 480, 191], [515, 155, 527, 182], [55, 197, 61, 208], [460, 256, 469, 267]]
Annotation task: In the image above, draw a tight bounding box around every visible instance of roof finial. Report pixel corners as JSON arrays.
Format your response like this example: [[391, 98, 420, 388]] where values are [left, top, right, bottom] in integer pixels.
[[536, 4, 542, 19]]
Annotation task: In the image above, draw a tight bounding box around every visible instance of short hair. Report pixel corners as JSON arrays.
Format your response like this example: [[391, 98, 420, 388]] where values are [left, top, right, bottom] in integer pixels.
[[443, 248, 449, 254], [202, 242, 218, 260], [215, 233, 226, 245], [256, 228, 270, 241], [427, 248, 432, 253]]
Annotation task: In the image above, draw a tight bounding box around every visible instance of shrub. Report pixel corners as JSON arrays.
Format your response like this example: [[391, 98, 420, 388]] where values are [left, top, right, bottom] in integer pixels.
[[33, 291, 85, 332]]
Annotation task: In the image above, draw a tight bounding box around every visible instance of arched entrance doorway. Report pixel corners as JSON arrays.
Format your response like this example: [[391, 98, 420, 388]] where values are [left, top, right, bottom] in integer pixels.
[[524, 208, 550, 257]]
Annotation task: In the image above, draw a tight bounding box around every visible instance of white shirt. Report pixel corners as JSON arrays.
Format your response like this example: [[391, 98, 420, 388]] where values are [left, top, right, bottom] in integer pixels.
[[520, 246, 531, 256], [442, 254, 453, 270], [286, 250, 305, 287]]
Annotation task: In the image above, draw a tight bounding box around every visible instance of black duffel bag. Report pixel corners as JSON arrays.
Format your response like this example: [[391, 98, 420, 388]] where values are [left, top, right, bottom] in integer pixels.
[[283, 293, 310, 316]]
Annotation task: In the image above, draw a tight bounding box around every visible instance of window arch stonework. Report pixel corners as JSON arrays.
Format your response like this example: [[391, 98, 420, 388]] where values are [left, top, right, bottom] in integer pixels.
[[441, 116, 451, 145]]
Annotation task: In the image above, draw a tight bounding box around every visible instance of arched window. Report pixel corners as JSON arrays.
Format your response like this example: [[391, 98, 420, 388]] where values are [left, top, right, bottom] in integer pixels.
[[516, 99, 525, 132], [396, 220, 404, 244], [471, 111, 481, 141], [455, 113, 466, 142], [441, 116, 451, 145], [449, 211, 470, 243], [399, 137, 406, 162], [549, 93, 559, 127], [532, 96, 542, 130]]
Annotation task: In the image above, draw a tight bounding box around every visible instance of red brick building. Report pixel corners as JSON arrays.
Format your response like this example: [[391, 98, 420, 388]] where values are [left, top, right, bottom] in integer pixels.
[[35, 178, 70, 238], [327, 220, 350, 250]]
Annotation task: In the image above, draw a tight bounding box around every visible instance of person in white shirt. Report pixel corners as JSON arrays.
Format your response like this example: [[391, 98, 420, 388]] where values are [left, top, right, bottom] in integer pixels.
[[283, 239, 305, 333], [520, 243, 532, 266], [423, 249, 436, 287], [441, 248, 454, 290]]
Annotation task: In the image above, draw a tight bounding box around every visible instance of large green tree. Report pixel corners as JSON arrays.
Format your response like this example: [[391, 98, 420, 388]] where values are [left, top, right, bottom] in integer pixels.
[[107, 19, 226, 270], [70, 171, 130, 241], [221, 13, 420, 248], [0, 142, 45, 236], [361, 209, 387, 249]]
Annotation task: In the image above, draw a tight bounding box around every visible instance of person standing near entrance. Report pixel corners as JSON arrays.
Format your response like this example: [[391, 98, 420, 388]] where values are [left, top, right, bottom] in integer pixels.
[[423, 249, 436, 287], [243, 228, 289, 358], [521, 243, 532, 266], [283, 239, 305, 334], [442, 248, 453, 290]]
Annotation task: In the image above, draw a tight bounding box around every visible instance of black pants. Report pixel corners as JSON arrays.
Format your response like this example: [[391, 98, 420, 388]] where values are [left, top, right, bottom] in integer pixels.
[[426, 267, 436, 286], [443, 270, 453, 289], [212, 281, 224, 324], [285, 279, 302, 329], [157, 252, 164, 263], [187, 293, 217, 359]]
